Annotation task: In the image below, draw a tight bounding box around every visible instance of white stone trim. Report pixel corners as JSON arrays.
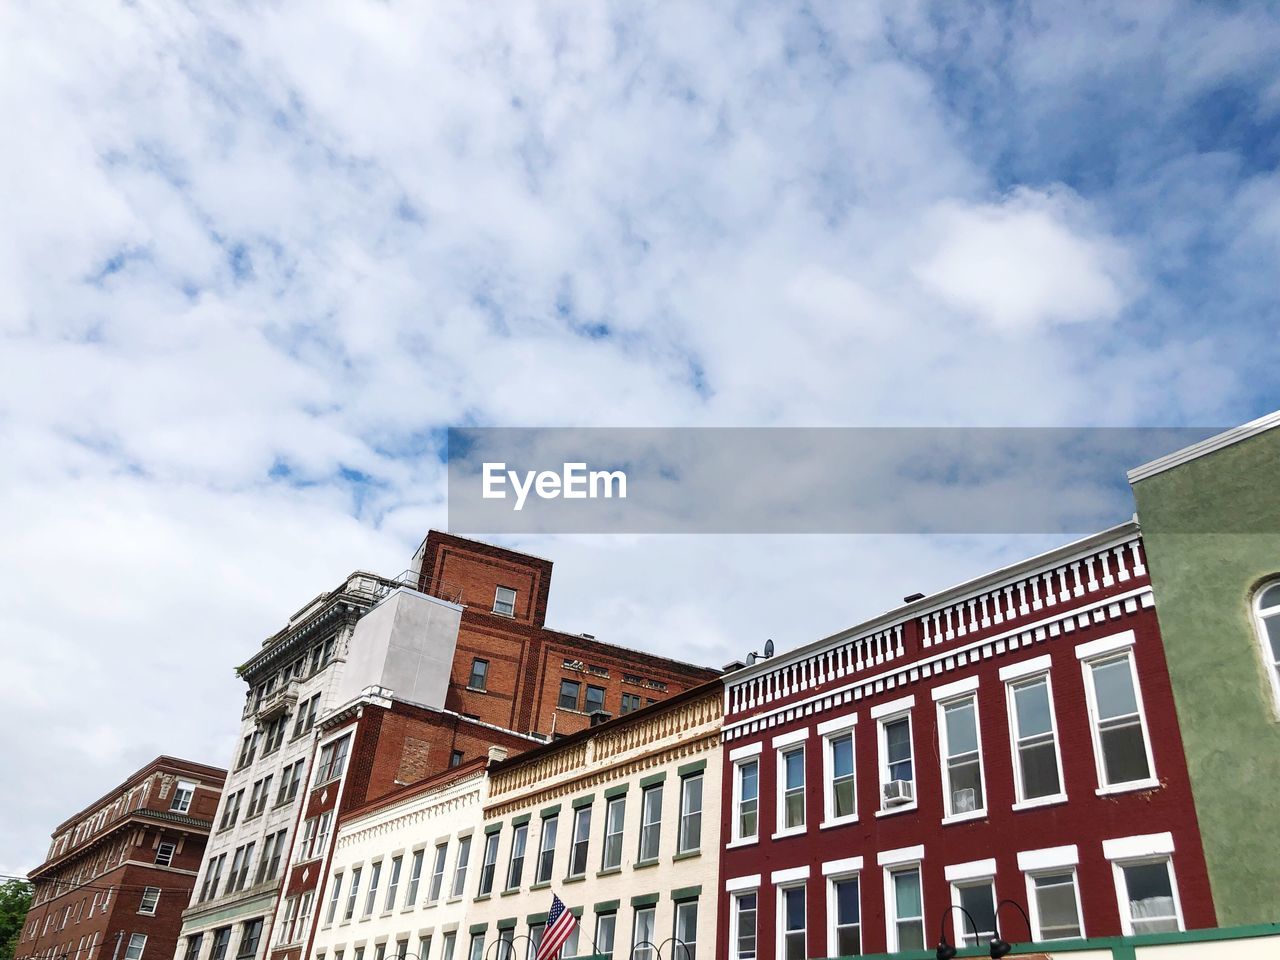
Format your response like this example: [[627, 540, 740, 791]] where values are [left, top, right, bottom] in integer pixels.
[[771, 728, 810, 749], [725, 874, 761, 893], [1075, 629, 1136, 660], [1103, 832, 1175, 861], [728, 742, 763, 761], [999, 654, 1053, 682], [944, 858, 996, 882], [870, 694, 915, 720], [816, 712, 858, 736], [821, 856, 863, 877], [770, 865, 810, 885], [1017, 845, 1079, 872], [931, 675, 980, 702], [877, 844, 924, 867]]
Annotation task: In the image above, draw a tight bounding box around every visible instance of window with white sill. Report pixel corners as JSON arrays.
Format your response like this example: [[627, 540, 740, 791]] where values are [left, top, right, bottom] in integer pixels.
[[939, 695, 985, 818], [1083, 651, 1156, 789]]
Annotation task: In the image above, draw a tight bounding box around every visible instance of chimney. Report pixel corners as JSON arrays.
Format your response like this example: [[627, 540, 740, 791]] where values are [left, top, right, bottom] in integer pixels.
[[903, 593, 926, 603], [487, 745, 509, 764], [589, 709, 613, 727]]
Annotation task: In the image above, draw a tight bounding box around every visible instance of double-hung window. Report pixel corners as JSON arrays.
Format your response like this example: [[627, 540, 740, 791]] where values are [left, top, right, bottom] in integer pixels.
[[1105, 834, 1183, 935], [427, 844, 448, 903], [536, 814, 557, 884], [344, 866, 361, 921], [631, 906, 656, 960], [731, 747, 761, 842], [171, 781, 195, 814], [316, 735, 352, 784], [451, 836, 471, 898], [601, 797, 626, 870], [818, 714, 857, 825], [1079, 636, 1157, 790], [124, 934, 146, 960], [558, 680, 581, 711], [478, 833, 499, 896], [731, 891, 757, 960], [778, 885, 806, 960], [1253, 582, 1280, 712], [138, 888, 160, 916], [637, 783, 663, 863], [506, 822, 528, 890], [773, 730, 808, 834], [1002, 660, 1066, 805], [1025, 868, 1084, 941], [363, 860, 382, 917], [385, 855, 402, 912], [325, 873, 343, 925], [569, 806, 591, 877], [678, 772, 703, 853], [493, 586, 517, 617], [826, 872, 860, 957], [594, 913, 616, 959], [468, 659, 489, 691], [936, 685, 986, 819], [672, 899, 698, 960], [886, 863, 924, 951], [874, 697, 916, 811], [405, 849, 424, 906], [948, 870, 996, 947]]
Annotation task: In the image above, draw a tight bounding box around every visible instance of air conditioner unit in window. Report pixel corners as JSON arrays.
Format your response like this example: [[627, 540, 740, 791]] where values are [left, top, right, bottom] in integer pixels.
[[952, 788, 976, 813], [883, 779, 914, 805]]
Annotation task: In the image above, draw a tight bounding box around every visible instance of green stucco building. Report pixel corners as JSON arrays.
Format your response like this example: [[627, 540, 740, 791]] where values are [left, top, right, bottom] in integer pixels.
[[1129, 411, 1280, 926]]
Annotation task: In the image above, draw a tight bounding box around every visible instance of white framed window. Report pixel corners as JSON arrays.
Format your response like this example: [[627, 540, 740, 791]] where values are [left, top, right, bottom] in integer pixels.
[[602, 796, 626, 870], [938, 693, 986, 820], [678, 773, 703, 853], [428, 842, 448, 902], [363, 859, 382, 916], [777, 884, 806, 960], [1113, 857, 1183, 934], [730, 891, 757, 960], [344, 865, 361, 921], [124, 934, 147, 960], [732, 756, 760, 843], [1080, 642, 1157, 791], [672, 899, 698, 960], [536, 814, 557, 884], [506, 822, 528, 890], [884, 864, 924, 951], [1252, 581, 1280, 712], [632, 906, 656, 960], [493, 586, 517, 617], [776, 746, 806, 834], [171, 781, 195, 814], [595, 912, 616, 959], [405, 849, 424, 906], [1025, 869, 1084, 941], [138, 888, 160, 916], [569, 805, 592, 877], [154, 842, 176, 866], [819, 714, 857, 826], [637, 783, 663, 862], [325, 872, 343, 925], [478, 833, 499, 896], [876, 706, 915, 812], [451, 836, 471, 898], [949, 877, 995, 947], [385, 855, 402, 911], [1004, 668, 1066, 807], [825, 873, 860, 957]]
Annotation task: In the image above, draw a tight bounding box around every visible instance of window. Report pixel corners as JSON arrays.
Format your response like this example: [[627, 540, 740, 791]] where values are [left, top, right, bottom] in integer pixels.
[[632, 906, 656, 960], [596, 911, 616, 957], [220, 791, 243, 830], [468, 659, 489, 691], [952, 879, 996, 946], [237, 920, 262, 960], [779, 747, 805, 831], [638, 783, 663, 862], [678, 774, 703, 853], [226, 842, 255, 894], [493, 586, 517, 616], [199, 854, 225, 903], [440, 933, 456, 960], [878, 713, 915, 809], [171, 781, 195, 813], [277, 898, 298, 946], [256, 831, 287, 885], [467, 935, 484, 960], [1116, 859, 1182, 934], [428, 844, 448, 902], [495, 930, 514, 960], [778, 886, 805, 960], [1027, 870, 1083, 941], [506, 823, 528, 889], [824, 731, 856, 823], [344, 866, 362, 921], [569, 806, 592, 877], [374, 944, 386, 960], [558, 680, 581, 711], [451, 836, 472, 898], [263, 714, 289, 754], [246, 776, 272, 819], [669, 900, 697, 960], [536, 815, 557, 884], [1007, 673, 1065, 804], [326, 873, 343, 925], [478, 834, 500, 896], [732, 893, 757, 960], [385, 855, 402, 911], [293, 695, 319, 738], [396, 940, 408, 960], [561, 925, 580, 960], [405, 849, 424, 906], [601, 797, 626, 870], [828, 876, 860, 957], [313, 812, 332, 859], [210, 929, 231, 960], [316, 735, 352, 784], [123, 935, 147, 960], [620, 694, 642, 714], [182, 935, 202, 960], [277, 761, 304, 805], [155, 843, 176, 867], [1255, 583, 1280, 710], [527, 924, 545, 960], [363, 860, 382, 916], [417, 936, 431, 960], [939, 695, 986, 818], [1083, 650, 1156, 788], [449, 750, 464, 768], [138, 887, 160, 915], [734, 758, 759, 841], [584, 685, 606, 714], [236, 733, 258, 770], [887, 866, 924, 951]]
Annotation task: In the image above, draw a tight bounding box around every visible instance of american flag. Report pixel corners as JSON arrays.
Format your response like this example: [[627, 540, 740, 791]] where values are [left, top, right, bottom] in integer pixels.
[[536, 894, 577, 960]]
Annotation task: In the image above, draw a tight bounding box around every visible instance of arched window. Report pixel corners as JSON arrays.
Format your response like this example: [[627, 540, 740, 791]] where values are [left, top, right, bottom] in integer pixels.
[[1254, 582, 1280, 711]]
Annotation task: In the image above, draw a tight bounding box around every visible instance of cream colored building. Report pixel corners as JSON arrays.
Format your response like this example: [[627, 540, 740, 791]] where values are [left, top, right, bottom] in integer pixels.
[[307, 764, 488, 960], [467, 684, 722, 960]]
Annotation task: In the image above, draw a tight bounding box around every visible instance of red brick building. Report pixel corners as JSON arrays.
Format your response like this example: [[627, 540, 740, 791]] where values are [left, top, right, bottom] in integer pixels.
[[18, 757, 226, 960], [416, 531, 721, 738], [717, 522, 1214, 958]]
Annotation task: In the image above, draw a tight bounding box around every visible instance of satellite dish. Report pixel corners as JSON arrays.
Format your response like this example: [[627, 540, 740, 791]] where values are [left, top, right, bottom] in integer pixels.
[[764, 639, 775, 658], [746, 652, 758, 665]]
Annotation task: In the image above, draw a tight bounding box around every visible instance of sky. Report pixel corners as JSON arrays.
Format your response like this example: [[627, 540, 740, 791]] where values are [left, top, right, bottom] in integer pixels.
[[2, 0, 1279, 876]]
